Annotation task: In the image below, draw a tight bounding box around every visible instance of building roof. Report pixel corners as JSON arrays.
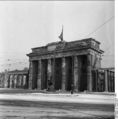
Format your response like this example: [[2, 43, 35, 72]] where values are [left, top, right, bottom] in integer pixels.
[[27, 38, 104, 57], [8, 70, 28, 75]]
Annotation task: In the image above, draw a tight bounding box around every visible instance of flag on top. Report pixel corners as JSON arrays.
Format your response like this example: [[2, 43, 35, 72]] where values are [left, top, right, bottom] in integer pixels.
[[59, 25, 63, 41]]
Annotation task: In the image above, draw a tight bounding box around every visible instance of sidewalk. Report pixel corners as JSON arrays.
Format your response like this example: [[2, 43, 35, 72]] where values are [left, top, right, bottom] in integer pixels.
[[0, 92, 116, 104]]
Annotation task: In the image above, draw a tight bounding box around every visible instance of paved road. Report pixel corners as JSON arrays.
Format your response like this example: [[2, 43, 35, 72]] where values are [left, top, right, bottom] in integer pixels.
[[0, 97, 115, 119], [0, 89, 115, 119], [0, 99, 115, 119]]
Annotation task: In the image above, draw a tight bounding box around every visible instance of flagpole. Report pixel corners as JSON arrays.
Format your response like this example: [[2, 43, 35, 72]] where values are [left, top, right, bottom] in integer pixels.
[[59, 25, 64, 42]]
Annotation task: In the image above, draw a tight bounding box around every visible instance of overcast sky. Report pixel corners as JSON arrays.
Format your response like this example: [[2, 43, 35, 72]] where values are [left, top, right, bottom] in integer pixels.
[[0, 1, 114, 71]]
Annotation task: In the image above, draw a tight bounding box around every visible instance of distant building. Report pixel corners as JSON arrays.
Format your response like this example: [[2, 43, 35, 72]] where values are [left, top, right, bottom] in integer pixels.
[[6, 70, 29, 89], [0, 73, 5, 88], [27, 38, 114, 92]]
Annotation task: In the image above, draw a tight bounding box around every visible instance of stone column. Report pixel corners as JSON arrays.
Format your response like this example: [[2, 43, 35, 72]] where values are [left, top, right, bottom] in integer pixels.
[[21, 75, 24, 88], [110, 71, 113, 92], [18, 75, 21, 88], [9, 75, 11, 88], [14, 75, 17, 88], [112, 72, 115, 92], [62, 57, 66, 91], [78, 57, 82, 92], [29, 61, 33, 89], [13, 75, 16, 88], [16, 75, 18, 88], [73, 56, 79, 92], [47, 59, 52, 81], [87, 54, 92, 92], [52, 59, 55, 87], [17, 75, 19, 88], [107, 70, 109, 92], [95, 70, 98, 92], [10, 75, 12, 88], [37, 60, 42, 90], [23, 75, 26, 88], [105, 70, 108, 92], [47, 58, 54, 90], [108, 70, 111, 92], [7, 75, 10, 88], [12, 75, 15, 88]]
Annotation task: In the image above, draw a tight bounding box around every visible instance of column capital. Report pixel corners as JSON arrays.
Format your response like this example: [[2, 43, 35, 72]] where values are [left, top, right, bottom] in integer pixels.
[[73, 56, 78, 66], [62, 57, 66, 60], [38, 59, 42, 64], [87, 53, 92, 66]]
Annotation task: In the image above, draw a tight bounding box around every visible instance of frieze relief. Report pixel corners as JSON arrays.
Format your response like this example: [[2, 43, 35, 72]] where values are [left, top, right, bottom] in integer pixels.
[[30, 49, 89, 61]]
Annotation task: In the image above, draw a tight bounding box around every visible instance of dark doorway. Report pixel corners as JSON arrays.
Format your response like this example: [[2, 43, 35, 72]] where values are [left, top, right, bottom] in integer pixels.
[[32, 61, 38, 89], [41, 59, 48, 90], [92, 70, 98, 92], [66, 57, 73, 91], [26, 74, 29, 89], [80, 55, 87, 91], [54, 58, 62, 90]]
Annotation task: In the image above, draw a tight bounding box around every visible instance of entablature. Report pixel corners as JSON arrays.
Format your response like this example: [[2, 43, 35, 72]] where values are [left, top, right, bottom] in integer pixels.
[[27, 38, 104, 60]]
